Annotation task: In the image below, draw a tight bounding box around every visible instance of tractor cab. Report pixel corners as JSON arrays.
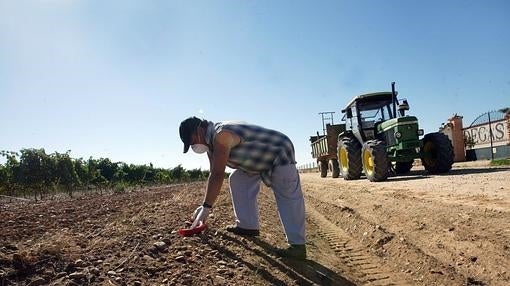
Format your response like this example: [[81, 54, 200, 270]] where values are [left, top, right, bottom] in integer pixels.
[[342, 92, 406, 143]]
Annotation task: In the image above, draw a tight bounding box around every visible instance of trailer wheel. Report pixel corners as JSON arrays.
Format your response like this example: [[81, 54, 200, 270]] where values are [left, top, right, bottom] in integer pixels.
[[395, 161, 414, 174], [330, 159, 340, 178], [319, 160, 328, 178], [337, 137, 362, 180], [421, 132, 454, 174], [362, 140, 389, 182]]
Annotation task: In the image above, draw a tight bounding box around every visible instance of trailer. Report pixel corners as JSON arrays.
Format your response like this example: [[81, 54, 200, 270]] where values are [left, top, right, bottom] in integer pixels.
[[310, 120, 346, 178]]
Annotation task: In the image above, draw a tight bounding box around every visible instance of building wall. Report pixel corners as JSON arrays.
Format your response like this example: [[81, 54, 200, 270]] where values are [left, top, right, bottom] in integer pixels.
[[441, 114, 466, 162], [466, 145, 510, 160]]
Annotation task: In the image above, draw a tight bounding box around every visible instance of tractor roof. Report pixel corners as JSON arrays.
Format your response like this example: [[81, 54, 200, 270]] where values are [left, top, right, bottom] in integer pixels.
[[342, 92, 395, 113]]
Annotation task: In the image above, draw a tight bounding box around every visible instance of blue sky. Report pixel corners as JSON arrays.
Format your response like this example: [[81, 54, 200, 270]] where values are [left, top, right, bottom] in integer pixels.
[[1, 0, 509, 170]]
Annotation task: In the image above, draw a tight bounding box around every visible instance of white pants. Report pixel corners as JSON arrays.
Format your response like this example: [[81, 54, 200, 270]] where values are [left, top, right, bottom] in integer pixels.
[[228, 164, 306, 245]]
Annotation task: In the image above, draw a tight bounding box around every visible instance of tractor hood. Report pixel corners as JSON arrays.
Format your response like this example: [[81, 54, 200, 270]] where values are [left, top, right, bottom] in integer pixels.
[[377, 116, 418, 132]]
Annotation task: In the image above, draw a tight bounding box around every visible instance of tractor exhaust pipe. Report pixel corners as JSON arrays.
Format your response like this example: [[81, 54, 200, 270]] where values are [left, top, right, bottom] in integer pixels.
[[391, 82, 397, 118]]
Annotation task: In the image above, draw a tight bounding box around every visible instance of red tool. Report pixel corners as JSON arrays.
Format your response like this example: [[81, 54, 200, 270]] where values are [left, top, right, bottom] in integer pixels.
[[178, 221, 208, 237]]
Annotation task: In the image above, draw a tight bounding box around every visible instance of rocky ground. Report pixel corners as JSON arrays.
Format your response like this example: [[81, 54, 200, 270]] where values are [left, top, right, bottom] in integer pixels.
[[0, 161, 509, 285]]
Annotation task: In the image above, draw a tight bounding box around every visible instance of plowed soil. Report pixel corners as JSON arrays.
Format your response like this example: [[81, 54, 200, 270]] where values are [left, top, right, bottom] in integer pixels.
[[1, 162, 509, 286]]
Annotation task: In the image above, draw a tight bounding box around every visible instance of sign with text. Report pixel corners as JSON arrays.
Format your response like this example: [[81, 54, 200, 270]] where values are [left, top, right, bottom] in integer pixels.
[[463, 119, 509, 149]]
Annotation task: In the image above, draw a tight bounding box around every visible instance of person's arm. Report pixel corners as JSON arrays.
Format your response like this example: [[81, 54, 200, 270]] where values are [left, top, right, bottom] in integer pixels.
[[203, 131, 240, 207]]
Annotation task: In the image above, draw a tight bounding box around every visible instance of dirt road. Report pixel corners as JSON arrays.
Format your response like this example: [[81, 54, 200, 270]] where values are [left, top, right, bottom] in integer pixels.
[[1, 163, 508, 285], [301, 163, 510, 285]]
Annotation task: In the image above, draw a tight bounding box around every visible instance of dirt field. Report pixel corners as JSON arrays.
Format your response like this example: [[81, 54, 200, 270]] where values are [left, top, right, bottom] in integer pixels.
[[1, 162, 509, 285]]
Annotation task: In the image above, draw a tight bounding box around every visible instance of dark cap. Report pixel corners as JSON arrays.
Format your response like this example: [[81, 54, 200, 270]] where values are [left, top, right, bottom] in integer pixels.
[[179, 116, 202, 153]]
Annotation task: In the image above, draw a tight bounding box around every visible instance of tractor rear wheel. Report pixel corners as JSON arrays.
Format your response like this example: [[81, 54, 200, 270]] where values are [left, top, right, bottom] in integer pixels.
[[421, 132, 454, 173], [362, 140, 389, 182], [330, 159, 340, 178], [337, 137, 362, 180], [319, 160, 328, 178], [395, 161, 414, 174]]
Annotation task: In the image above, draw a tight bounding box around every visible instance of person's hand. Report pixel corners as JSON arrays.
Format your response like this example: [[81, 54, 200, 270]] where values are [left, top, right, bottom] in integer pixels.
[[190, 205, 211, 228]]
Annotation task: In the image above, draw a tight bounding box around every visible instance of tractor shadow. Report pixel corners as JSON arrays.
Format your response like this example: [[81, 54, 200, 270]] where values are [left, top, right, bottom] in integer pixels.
[[382, 166, 510, 182], [441, 166, 510, 175]]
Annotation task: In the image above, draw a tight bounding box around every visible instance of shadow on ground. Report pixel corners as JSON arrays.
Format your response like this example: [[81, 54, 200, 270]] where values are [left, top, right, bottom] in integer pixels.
[[383, 166, 510, 182], [203, 232, 355, 286]]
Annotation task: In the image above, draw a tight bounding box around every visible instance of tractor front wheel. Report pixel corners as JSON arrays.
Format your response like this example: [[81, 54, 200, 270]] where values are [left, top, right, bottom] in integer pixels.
[[362, 140, 389, 182]]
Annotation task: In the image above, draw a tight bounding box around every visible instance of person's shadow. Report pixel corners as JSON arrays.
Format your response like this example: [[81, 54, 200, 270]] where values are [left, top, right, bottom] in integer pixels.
[[203, 231, 356, 286]]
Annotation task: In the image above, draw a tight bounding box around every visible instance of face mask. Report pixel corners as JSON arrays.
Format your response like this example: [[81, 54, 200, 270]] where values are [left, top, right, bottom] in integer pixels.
[[191, 144, 209, 154]]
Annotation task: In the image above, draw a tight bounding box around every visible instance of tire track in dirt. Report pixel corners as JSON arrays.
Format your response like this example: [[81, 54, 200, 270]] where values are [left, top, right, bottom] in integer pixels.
[[304, 188, 473, 285], [306, 204, 410, 285]]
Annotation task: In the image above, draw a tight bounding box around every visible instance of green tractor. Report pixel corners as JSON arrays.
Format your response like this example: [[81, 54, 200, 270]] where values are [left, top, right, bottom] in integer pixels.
[[337, 82, 454, 182]]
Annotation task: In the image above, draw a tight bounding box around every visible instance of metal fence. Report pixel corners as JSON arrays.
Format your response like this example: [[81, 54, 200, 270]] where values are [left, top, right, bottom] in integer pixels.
[[464, 109, 510, 160], [297, 161, 319, 172]]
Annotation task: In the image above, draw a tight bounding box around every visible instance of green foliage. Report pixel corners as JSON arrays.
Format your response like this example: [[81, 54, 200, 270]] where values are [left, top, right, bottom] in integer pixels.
[[464, 135, 476, 149], [491, 159, 510, 166], [18, 148, 53, 199], [0, 151, 20, 196], [52, 151, 80, 196], [114, 182, 127, 193], [188, 168, 206, 180], [74, 158, 93, 188], [498, 107, 509, 115], [0, 164, 7, 194], [170, 165, 188, 181], [96, 158, 118, 182], [154, 170, 172, 184], [0, 149, 211, 198]]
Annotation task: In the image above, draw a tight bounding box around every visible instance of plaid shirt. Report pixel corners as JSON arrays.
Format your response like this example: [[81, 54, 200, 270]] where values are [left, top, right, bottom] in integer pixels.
[[205, 121, 296, 187]]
